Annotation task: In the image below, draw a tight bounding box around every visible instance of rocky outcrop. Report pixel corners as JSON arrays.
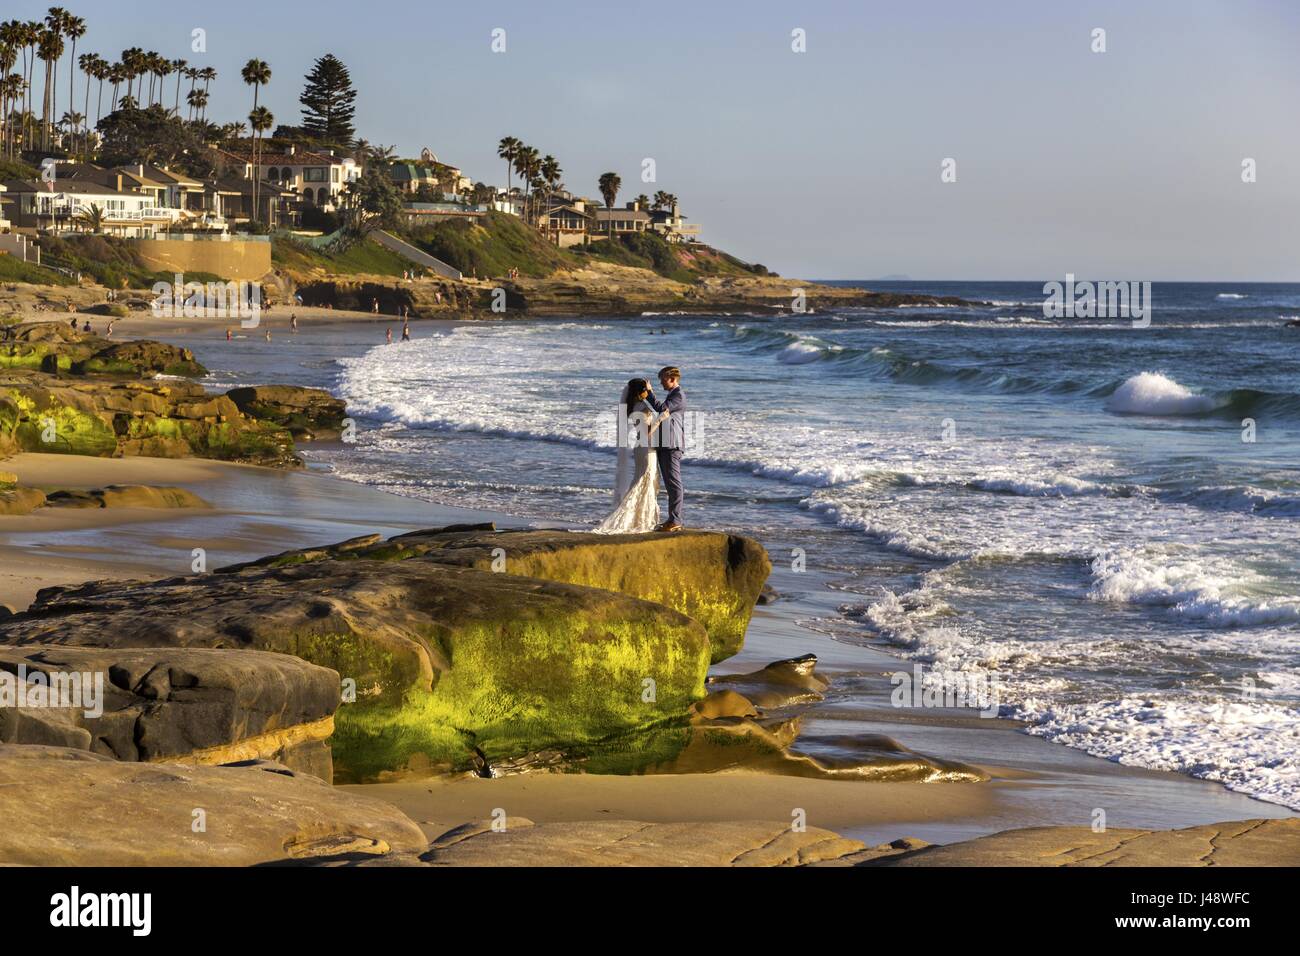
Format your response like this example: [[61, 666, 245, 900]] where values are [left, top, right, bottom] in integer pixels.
[[0, 322, 205, 376], [502, 263, 972, 317], [283, 526, 772, 663], [0, 537, 721, 781], [708, 654, 829, 707], [72, 339, 207, 378], [0, 647, 338, 778], [293, 276, 479, 316], [859, 819, 1300, 867], [226, 384, 348, 441], [0, 526, 771, 780], [42, 484, 210, 510], [0, 370, 302, 466], [0, 325, 317, 466], [0, 745, 427, 866]]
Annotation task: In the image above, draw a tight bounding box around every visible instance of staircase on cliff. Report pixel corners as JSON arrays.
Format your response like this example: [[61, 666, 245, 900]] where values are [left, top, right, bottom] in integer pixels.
[[372, 231, 463, 280]]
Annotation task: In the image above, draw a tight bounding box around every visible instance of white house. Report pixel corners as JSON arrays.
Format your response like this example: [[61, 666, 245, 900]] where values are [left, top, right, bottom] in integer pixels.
[[218, 145, 360, 211], [3, 179, 173, 237]]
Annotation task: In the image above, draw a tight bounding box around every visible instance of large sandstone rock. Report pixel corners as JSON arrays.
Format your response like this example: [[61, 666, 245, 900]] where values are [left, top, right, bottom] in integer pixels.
[[71, 339, 206, 378], [0, 322, 205, 377], [226, 385, 348, 440], [0, 647, 338, 778], [265, 526, 772, 664], [862, 818, 1300, 867], [0, 369, 301, 465], [0, 745, 427, 865], [0, 541, 716, 781]]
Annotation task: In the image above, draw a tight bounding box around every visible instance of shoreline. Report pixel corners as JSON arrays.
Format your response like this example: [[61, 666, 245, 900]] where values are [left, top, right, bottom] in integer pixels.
[[3, 441, 1294, 848]]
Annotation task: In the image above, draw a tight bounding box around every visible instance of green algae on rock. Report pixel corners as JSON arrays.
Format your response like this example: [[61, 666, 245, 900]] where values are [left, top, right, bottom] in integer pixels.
[[230, 526, 772, 664], [0, 551, 716, 782]]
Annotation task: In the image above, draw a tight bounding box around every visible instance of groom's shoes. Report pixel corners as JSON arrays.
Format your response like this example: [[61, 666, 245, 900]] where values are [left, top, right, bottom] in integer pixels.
[[656, 522, 683, 533]]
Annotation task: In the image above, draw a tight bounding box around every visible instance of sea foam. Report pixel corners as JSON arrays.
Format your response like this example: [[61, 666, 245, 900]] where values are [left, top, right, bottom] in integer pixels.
[[1105, 372, 1218, 416]]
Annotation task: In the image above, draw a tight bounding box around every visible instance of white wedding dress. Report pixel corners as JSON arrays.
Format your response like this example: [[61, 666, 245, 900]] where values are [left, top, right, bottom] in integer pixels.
[[593, 393, 663, 534]]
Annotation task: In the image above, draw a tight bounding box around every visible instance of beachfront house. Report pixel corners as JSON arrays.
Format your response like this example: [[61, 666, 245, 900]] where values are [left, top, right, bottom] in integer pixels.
[[648, 201, 701, 243], [591, 201, 650, 238], [389, 160, 473, 200], [0, 178, 175, 237], [492, 190, 527, 217], [214, 144, 360, 213], [541, 197, 591, 247], [194, 173, 297, 230]]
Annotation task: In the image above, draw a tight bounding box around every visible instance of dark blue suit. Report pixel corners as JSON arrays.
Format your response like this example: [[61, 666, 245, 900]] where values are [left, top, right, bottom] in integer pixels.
[[649, 386, 684, 525]]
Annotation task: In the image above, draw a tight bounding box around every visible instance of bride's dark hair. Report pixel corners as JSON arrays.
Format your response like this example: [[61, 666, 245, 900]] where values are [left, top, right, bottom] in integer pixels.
[[624, 378, 650, 414]]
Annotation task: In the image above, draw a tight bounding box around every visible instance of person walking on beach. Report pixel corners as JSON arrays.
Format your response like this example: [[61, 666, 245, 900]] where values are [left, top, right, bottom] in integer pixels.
[[291, 313, 299, 334], [386, 327, 393, 344], [226, 328, 232, 342], [401, 319, 411, 341], [647, 366, 686, 532], [372, 297, 380, 315]]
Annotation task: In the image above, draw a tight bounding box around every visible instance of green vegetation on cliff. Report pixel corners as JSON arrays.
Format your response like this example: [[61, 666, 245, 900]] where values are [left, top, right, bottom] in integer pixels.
[[400, 211, 771, 282], [271, 235, 413, 278], [404, 211, 572, 279], [0, 255, 75, 287]]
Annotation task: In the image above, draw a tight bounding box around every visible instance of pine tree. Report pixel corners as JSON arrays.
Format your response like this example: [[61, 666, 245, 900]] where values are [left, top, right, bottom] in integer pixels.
[[299, 54, 356, 146]]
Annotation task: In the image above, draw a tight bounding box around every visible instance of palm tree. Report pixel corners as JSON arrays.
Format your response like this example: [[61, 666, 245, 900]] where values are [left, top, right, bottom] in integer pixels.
[[89, 55, 109, 127], [18, 21, 40, 151], [497, 136, 520, 194], [248, 105, 274, 224], [74, 202, 106, 233], [38, 26, 63, 150], [186, 87, 207, 122], [59, 109, 81, 153], [150, 53, 169, 107], [42, 9, 67, 146], [1, 73, 24, 159], [241, 59, 271, 226], [514, 144, 539, 218], [109, 61, 125, 110], [0, 23, 19, 156], [634, 193, 650, 211], [598, 172, 621, 210], [219, 121, 246, 147], [63, 12, 84, 129], [171, 58, 186, 114]]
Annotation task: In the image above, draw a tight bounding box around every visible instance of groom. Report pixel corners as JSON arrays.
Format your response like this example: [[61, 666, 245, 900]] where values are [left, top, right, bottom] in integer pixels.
[[648, 365, 685, 532]]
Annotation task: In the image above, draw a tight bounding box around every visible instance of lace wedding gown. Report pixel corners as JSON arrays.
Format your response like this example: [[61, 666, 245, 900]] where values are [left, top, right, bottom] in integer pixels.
[[593, 399, 662, 534]]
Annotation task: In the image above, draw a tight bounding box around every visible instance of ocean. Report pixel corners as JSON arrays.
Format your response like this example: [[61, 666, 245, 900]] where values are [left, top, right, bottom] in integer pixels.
[[191, 280, 1300, 810]]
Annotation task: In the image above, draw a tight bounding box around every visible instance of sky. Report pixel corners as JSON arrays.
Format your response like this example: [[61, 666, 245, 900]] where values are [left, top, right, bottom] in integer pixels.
[[9, 0, 1300, 279]]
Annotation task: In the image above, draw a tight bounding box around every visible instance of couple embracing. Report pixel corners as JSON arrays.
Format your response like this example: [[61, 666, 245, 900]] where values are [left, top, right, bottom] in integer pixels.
[[595, 366, 685, 535]]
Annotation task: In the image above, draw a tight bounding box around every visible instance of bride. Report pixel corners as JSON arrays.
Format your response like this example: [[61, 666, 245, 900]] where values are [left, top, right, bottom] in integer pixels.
[[594, 378, 668, 534]]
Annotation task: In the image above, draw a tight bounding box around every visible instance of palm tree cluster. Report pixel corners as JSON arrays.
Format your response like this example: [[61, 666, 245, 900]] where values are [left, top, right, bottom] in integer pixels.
[[496, 135, 563, 224], [1, 9, 225, 160]]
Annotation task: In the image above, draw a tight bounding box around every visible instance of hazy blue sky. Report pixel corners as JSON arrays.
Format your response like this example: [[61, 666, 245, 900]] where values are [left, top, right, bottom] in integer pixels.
[[11, 0, 1300, 279]]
